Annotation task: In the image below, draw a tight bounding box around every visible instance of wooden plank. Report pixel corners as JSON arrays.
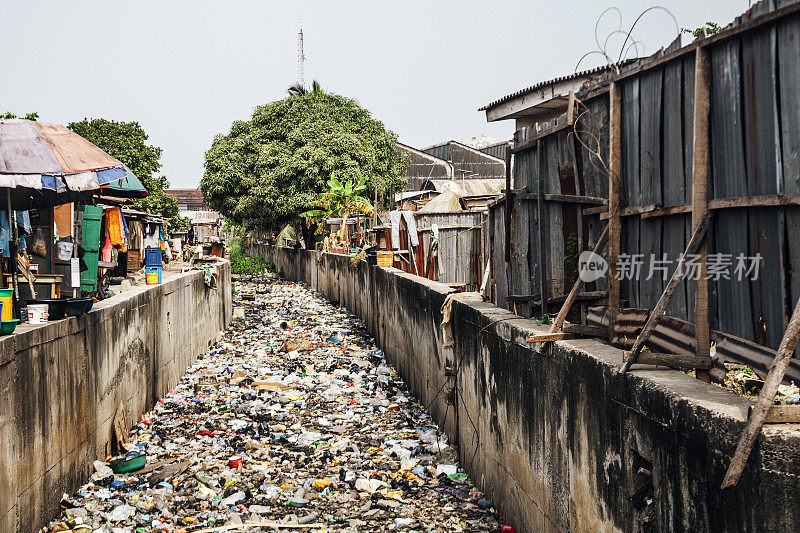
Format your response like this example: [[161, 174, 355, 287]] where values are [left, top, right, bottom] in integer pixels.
[[537, 139, 548, 317], [710, 38, 747, 198], [663, 59, 686, 208], [778, 13, 800, 195], [583, 205, 608, 216], [621, 210, 713, 373], [627, 353, 713, 370], [608, 82, 623, 340], [512, 147, 531, 317], [749, 404, 800, 424], [765, 404, 800, 424], [662, 58, 690, 321], [559, 131, 581, 324], [722, 294, 800, 488], [638, 68, 664, 311], [504, 145, 513, 262], [742, 22, 781, 197], [622, 78, 641, 207], [693, 45, 712, 383], [527, 332, 576, 343]]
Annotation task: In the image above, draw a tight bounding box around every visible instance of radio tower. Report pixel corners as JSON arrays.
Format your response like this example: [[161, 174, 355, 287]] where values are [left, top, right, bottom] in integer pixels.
[[297, 18, 306, 89]]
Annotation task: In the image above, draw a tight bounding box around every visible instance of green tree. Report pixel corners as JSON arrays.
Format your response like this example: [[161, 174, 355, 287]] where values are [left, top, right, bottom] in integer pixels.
[[201, 87, 406, 236], [68, 118, 179, 221], [303, 174, 373, 237]]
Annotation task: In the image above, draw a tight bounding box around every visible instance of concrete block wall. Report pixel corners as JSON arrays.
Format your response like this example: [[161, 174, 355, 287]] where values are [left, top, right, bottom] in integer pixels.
[[0, 262, 231, 532], [251, 245, 800, 532]]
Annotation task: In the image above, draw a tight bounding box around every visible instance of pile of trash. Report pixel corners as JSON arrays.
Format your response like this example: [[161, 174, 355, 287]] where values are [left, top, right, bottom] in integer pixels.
[[44, 274, 506, 532], [722, 364, 800, 403]]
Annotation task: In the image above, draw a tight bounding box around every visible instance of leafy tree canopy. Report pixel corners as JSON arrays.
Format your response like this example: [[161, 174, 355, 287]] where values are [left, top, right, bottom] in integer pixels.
[[201, 89, 407, 232], [68, 118, 179, 221]]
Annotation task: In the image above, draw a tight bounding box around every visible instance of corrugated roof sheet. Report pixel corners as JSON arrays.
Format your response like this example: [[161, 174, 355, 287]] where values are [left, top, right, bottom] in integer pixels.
[[478, 60, 638, 112]]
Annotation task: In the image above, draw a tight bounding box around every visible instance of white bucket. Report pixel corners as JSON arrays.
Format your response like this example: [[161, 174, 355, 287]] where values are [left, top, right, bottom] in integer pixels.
[[57, 241, 74, 261], [27, 303, 49, 324]]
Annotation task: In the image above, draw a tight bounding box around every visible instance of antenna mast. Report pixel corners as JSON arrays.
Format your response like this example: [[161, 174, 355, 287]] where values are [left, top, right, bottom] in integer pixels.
[[297, 18, 306, 89]]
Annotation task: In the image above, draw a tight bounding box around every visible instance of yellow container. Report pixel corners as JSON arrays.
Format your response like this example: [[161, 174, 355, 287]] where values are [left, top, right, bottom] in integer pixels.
[[377, 251, 393, 267], [146, 273, 160, 285], [0, 288, 12, 321]]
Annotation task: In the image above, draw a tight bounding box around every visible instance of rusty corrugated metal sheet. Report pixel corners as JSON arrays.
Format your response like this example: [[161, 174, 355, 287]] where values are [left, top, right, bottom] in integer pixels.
[[0, 120, 62, 174], [416, 212, 483, 290], [34, 121, 121, 173], [423, 179, 504, 197]]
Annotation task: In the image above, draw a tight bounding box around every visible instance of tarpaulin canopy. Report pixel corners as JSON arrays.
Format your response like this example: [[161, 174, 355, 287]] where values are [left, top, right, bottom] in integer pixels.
[[99, 165, 148, 200], [0, 119, 129, 194]]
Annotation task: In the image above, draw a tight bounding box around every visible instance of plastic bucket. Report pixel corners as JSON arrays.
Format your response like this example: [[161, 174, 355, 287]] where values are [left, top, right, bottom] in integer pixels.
[[146, 272, 159, 285], [0, 288, 12, 322], [27, 303, 49, 324], [57, 241, 74, 261]]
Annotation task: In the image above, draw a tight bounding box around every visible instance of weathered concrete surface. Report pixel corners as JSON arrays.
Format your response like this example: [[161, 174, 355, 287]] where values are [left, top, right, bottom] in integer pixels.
[[0, 262, 232, 532], [251, 245, 800, 532]]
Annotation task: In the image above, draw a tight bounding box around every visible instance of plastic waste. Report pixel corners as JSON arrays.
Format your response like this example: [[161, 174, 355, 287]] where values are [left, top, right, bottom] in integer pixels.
[[43, 274, 500, 532]]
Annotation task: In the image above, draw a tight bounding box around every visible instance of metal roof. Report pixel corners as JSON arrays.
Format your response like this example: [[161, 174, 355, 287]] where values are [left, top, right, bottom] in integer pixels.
[[478, 61, 637, 112]]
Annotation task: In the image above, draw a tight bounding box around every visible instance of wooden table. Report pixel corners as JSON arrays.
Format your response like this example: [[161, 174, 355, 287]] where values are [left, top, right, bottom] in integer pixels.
[[4, 273, 63, 298]]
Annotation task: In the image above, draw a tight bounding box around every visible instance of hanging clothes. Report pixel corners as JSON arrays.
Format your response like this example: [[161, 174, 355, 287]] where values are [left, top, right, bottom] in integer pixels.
[[101, 234, 113, 263], [106, 208, 124, 247], [119, 208, 130, 249], [0, 210, 9, 258]]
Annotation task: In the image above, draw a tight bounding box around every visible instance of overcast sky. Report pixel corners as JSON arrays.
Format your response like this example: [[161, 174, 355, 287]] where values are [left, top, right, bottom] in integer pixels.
[[1, 1, 750, 188]]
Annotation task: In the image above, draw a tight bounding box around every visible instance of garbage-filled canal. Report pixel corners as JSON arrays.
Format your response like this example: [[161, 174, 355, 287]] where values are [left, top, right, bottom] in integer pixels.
[[45, 274, 502, 532]]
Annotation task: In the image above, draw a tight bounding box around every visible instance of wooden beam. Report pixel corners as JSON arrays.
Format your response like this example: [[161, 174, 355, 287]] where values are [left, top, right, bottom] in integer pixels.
[[540, 225, 609, 350], [598, 194, 800, 221], [562, 324, 607, 337], [583, 205, 609, 216], [627, 353, 713, 370], [517, 193, 607, 205], [511, 120, 575, 153], [722, 295, 800, 488], [507, 290, 608, 304], [608, 82, 623, 342], [620, 210, 713, 373], [693, 45, 712, 384], [527, 332, 576, 343]]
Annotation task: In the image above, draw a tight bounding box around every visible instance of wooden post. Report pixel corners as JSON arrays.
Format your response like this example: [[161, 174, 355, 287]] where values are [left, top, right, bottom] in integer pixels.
[[608, 82, 623, 341], [536, 139, 548, 318], [539, 224, 609, 350], [721, 295, 800, 488], [692, 46, 712, 383], [620, 210, 713, 373]]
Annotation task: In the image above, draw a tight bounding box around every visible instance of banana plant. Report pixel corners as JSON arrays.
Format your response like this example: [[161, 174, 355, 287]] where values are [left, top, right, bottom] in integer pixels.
[[302, 174, 374, 241]]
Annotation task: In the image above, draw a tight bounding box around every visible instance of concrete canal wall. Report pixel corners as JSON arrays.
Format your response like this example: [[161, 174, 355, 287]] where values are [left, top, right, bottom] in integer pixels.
[[0, 262, 232, 532], [250, 244, 800, 533]]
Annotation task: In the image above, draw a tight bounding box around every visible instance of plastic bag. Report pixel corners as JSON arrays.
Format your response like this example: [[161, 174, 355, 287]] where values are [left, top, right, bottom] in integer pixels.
[[30, 228, 47, 258]]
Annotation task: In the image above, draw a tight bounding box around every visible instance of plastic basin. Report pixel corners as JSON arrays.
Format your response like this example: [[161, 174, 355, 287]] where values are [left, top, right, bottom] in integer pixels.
[[26, 298, 68, 321], [0, 319, 19, 335]]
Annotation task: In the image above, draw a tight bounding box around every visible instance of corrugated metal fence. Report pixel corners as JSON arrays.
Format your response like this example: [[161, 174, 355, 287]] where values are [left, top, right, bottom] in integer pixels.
[[488, 0, 800, 381]]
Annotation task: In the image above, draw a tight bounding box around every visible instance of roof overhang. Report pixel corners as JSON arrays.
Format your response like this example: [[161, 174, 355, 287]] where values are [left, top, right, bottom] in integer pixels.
[[484, 76, 587, 123]]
